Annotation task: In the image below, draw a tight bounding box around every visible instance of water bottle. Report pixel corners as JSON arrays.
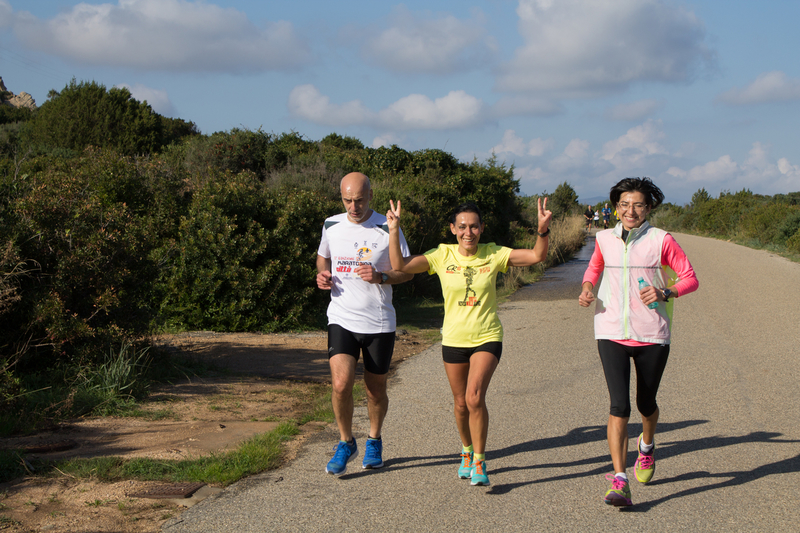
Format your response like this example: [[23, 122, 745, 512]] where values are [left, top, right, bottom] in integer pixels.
[[637, 277, 659, 309]]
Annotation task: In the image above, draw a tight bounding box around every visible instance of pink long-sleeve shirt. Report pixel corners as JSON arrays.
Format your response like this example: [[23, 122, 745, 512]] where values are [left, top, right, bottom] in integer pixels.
[[583, 232, 699, 346]]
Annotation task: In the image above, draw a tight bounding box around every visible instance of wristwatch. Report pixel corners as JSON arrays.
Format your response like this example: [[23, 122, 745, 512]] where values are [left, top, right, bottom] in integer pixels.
[[379, 272, 389, 284], [661, 288, 672, 302]]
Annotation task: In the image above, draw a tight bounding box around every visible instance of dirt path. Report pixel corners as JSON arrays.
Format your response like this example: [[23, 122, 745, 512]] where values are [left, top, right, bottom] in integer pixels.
[[0, 330, 431, 532]]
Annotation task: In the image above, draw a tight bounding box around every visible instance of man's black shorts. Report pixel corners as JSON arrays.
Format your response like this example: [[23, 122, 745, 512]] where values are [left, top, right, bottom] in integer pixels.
[[328, 324, 396, 375]]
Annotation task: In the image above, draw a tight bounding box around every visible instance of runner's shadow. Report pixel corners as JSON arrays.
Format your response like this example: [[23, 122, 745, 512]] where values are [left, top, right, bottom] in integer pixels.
[[627, 451, 800, 512], [490, 419, 707, 462], [343, 421, 710, 479], [338, 453, 455, 479], [487, 427, 799, 499]]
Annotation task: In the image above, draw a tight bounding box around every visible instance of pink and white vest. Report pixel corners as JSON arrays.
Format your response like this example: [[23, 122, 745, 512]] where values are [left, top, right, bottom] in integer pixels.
[[593, 221, 673, 344]]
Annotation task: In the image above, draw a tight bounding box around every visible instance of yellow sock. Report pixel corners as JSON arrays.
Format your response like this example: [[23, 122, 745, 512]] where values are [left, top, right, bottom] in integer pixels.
[[462, 445, 473, 454], [474, 453, 485, 462]]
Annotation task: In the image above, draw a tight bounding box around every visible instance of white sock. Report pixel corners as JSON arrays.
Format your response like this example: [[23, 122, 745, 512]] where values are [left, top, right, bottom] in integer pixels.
[[615, 472, 628, 482], [639, 439, 654, 454]]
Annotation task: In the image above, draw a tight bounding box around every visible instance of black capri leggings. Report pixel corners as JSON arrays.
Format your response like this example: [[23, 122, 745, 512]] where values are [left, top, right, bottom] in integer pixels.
[[598, 340, 670, 418]]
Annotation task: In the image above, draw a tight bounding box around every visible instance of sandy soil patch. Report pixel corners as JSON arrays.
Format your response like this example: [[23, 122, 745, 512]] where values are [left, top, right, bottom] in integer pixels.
[[0, 329, 432, 532]]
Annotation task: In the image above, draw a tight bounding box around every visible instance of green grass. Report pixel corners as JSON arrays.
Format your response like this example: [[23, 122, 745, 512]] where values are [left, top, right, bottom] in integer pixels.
[[21, 422, 301, 487]]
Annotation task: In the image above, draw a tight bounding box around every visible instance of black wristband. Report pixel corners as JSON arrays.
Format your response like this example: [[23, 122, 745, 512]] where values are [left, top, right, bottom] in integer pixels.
[[537, 228, 550, 237]]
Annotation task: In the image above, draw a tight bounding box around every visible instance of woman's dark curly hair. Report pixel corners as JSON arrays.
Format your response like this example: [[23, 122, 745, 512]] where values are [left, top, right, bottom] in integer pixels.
[[450, 202, 483, 224], [609, 177, 665, 209]]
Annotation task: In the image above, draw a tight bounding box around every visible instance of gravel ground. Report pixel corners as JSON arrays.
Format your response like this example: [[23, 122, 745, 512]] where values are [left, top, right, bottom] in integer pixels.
[[163, 233, 800, 533]]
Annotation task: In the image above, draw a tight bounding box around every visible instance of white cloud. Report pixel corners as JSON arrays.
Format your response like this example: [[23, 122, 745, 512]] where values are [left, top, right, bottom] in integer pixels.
[[601, 120, 668, 167], [604, 99, 664, 121], [288, 84, 486, 130], [498, 0, 713, 96], [288, 85, 373, 127], [492, 130, 555, 157], [777, 158, 800, 179], [717, 71, 800, 105], [361, 6, 496, 74], [380, 91, 485, 129], [115, 83, 175, 116], [672, 143, 800, 193], [514, 165, 549, 188], [372, 133, 405, 148], [666, 167, 686, 179], [549, 138, 592, 172], [13, 0, 310, 72], [492, 130, 527, 156], [685, 155, 739, 183]]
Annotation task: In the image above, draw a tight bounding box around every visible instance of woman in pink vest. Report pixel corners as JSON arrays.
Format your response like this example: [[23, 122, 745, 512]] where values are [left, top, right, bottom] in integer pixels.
[[579, 177, 699, 507]]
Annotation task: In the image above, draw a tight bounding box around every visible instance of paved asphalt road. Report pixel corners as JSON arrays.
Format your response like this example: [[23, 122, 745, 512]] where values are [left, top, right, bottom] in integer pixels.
[[164, 233, 800, 532]]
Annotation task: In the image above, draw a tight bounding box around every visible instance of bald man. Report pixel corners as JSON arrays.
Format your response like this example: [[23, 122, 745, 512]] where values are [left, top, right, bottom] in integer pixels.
[[316, 172, 413, 475]]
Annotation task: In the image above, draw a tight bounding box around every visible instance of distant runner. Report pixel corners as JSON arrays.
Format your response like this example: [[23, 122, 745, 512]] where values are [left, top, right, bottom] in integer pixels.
[[602, 203, 611, 229]]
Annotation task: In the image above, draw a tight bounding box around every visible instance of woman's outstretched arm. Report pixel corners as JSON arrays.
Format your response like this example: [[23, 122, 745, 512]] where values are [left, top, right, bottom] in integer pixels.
[[509, 197, 553, 267]]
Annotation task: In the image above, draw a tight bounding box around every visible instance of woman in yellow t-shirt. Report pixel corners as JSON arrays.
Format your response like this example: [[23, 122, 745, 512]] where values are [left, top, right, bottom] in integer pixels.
[[386, 199, 552, 486]]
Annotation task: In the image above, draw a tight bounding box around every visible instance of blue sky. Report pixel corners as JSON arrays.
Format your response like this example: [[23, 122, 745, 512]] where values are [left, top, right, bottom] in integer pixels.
[[1, 0, 799, 204]]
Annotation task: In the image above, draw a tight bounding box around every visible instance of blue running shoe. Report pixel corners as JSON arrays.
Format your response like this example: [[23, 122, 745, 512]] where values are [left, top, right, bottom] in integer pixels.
[[326, 439, 357, 475], [458, 451, 473, 479], [470, 460, 490, 486], [362, 438, 384, 469]]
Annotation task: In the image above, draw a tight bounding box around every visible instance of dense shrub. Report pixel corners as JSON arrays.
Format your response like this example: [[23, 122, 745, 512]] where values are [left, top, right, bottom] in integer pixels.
[[689, 189, 757, 235], [155, 172, 339, 331], [738, 202, 796, 243], [18, 79, 193, 157], [2, 149, 186, 368], [786, 229, 800, 253], [777, 209, 800, 245], [0, 104, 32, 126]]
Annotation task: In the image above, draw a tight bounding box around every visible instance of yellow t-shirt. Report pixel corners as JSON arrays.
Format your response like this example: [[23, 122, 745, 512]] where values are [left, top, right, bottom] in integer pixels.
[[424, 243, 512, 347]]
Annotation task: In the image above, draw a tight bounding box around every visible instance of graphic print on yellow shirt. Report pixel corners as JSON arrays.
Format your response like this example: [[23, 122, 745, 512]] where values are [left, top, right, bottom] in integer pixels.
[[424, 243, 512, 348]]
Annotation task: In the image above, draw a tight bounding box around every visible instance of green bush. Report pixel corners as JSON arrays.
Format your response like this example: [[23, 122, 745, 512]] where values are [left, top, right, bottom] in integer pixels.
[[0, 104, 32, 126], [738, 202, 793, 243], [156, 171, 339, 331], [786, 229, 800, 253], [690, 189, 757, 235], [777, 209, 800, 245], [3, 149, 185, 368], [20, 79, 164, 156]]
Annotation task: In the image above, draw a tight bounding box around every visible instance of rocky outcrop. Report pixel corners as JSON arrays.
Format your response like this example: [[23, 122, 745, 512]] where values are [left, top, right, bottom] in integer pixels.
[[0, 77, 37, 110]]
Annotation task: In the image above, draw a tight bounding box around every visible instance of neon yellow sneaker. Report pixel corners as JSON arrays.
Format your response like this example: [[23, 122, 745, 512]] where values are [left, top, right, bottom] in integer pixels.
[[603, 474, 632, 506], [634, 433, 655, 483]]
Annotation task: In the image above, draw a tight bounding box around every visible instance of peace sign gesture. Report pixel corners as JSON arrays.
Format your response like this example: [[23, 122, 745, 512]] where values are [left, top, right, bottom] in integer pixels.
[[386, 199, 402, 231], [538, 197, 552, 233]]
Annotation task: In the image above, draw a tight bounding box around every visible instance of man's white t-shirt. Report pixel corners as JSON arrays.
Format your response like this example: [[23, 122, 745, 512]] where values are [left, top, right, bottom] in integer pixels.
[[317, 211, 410, 334]]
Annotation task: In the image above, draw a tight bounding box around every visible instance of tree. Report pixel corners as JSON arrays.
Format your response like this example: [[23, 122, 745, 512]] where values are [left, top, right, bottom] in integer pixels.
[[691, 187, 711, 207], [21, 79, 163, 156], [548, 181, 580, 219]]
